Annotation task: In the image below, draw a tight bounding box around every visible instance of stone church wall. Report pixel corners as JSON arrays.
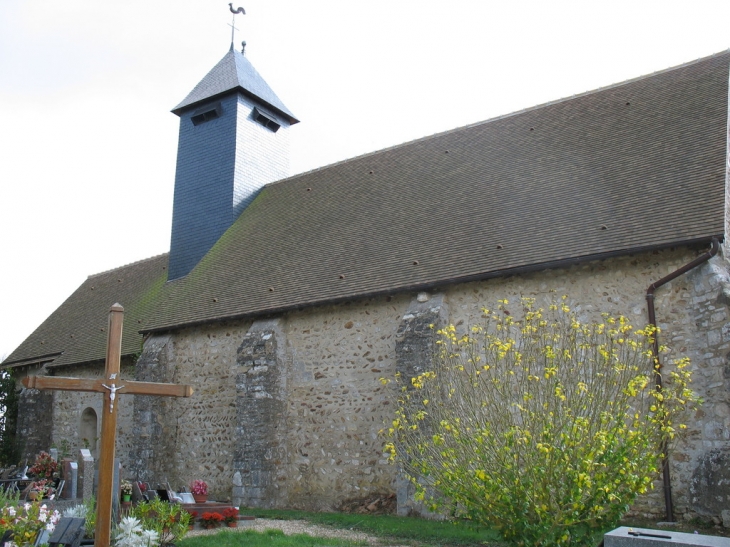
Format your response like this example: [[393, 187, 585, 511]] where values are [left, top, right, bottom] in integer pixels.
[[129, 323, 248, 498], [439, 246, 730, 521], [272, 294, 411, 510], [129, 245, 730, 521], [15, 358, 136, 472]]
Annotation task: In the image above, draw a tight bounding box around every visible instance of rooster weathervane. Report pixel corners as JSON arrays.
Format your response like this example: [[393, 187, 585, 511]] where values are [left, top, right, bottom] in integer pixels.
[[228, 4, 246, 49]]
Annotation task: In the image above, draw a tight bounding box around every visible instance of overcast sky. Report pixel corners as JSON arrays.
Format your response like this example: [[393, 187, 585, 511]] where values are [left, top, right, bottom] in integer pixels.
[[2, 0, 729, 360]]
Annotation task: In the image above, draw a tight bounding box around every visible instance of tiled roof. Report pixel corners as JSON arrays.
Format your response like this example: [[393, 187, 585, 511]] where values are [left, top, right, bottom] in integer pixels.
[[172, 47, 299, 123], [4, 255, 168, 368], [144, 51, 729, 332], [6, 51, 729, 366]]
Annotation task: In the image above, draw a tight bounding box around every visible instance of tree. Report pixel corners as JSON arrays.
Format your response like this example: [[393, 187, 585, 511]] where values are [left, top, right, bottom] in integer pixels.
[[0, 356, 20, 466], [383, 297, 697, 547]]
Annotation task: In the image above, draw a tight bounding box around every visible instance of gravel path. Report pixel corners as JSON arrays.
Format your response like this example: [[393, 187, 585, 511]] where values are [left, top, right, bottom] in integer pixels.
[[186, 518, 383, 545]]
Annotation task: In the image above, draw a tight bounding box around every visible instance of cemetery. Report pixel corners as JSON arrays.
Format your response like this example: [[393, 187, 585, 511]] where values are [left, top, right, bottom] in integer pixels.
[[1, 306, 729, 547], [4, 5, 730, 547], [0, 307, 245, 547]]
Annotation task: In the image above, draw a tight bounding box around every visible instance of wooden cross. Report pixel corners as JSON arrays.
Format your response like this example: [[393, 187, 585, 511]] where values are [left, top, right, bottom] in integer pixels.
[[22, 304, 194, 547]]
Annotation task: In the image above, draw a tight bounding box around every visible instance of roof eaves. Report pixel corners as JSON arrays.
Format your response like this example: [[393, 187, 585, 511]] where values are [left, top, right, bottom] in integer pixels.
[[171, 86, 299, 124], [140, 235, 721, 336], [2, 352, 63, 369]]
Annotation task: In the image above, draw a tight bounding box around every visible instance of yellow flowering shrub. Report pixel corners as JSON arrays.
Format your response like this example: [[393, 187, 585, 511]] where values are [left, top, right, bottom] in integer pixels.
[[382, 297, 697, 547]]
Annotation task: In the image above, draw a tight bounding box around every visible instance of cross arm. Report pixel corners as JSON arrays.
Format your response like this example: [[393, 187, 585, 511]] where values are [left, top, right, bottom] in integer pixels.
[[120, 380, 193, 398], [23, 376, 105, 393], [22, 376, 194, 398]]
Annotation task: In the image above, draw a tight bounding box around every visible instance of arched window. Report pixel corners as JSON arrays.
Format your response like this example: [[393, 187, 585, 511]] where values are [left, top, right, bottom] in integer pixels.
[[80, 407, 98, 456]]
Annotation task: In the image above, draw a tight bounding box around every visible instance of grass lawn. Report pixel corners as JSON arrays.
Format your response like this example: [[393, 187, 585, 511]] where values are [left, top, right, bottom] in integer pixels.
[[175, 508, 730, 547], [178, 528, 368, 547], [177, 509, 504, 547]]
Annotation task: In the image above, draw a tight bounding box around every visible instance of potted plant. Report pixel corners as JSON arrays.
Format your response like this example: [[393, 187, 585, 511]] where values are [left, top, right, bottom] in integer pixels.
[[199, 512, 223, 529], [190, 480, 208, 503], [221, 507, 238, 528], [121, 480, 133, 503], [29, 451, 59, 480], [186, 510, 198, 531]]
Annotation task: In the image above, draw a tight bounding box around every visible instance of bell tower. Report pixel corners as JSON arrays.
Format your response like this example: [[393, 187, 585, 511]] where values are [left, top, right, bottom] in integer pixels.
[[167, 43, 299, 281]]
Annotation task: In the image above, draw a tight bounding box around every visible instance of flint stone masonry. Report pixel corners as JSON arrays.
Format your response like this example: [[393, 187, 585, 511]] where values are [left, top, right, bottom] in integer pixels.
[[44, 359, 136, 473], [282, 296, 408, 510], [604, 527, 730, 547], [50, 245, 730, 520], [130, 327, 241, 499]]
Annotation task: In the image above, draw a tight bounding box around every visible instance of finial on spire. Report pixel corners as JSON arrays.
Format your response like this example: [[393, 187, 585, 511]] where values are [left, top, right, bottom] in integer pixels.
[[228, 4, 246, 47], [241, 41, 247, 55]]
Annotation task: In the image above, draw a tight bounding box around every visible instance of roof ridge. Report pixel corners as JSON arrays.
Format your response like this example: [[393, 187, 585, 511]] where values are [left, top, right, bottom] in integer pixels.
[[270, 49, 730, 187], [87, 252, 169, 279]]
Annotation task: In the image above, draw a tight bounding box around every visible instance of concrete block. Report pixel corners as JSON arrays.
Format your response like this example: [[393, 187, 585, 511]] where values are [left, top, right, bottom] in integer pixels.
[[604, 527, 730, 547]]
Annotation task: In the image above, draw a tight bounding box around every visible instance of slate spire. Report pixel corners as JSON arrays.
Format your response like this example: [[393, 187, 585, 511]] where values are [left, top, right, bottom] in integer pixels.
[[167, 47, 298, 281]]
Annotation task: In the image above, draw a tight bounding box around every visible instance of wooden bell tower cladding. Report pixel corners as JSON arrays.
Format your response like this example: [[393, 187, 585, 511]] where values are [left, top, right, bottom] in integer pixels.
[[168, 46, 299, 281]]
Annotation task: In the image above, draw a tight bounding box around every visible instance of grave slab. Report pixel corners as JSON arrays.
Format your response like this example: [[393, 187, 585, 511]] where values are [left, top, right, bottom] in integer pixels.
[[68, 462, 78, 500], [605, 527, 730, 547], [78, 449, 94, 502]]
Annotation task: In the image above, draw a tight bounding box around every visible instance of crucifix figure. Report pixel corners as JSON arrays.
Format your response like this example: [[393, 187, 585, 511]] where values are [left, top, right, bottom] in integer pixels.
[[22, 304, 194, 547]]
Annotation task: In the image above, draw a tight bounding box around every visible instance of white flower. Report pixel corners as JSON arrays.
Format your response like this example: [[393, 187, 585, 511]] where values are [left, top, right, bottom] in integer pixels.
[[140, 529, 160, 547], [117, 516, 143, 537], [8, 506, 16, 517]]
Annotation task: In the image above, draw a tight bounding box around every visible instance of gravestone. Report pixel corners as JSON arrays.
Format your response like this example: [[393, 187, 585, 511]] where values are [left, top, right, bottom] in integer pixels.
[[604, 527, 730, 547], [78, 449, 94, 502], [68, 462, 78, 500], [131, 481, 144, 503], [49, 448, 58, 462], [61, 459, 76, 499], [48, 517, 85, 547]]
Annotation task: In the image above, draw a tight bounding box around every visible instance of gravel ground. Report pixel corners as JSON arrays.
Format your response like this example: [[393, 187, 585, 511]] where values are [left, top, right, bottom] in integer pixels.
[[186, 518, 382, 544]]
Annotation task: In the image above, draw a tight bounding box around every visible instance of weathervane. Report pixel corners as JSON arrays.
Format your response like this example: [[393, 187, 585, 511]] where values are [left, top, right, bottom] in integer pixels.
[[228, 3, 246, 48]]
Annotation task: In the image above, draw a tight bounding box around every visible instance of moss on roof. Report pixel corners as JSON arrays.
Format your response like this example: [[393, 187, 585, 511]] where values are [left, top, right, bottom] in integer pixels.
[[7, 51, 730, 366]]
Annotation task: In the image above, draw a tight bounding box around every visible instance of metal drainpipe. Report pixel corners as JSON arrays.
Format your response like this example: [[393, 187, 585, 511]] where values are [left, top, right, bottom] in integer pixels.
[[645, 237, 719, 522]]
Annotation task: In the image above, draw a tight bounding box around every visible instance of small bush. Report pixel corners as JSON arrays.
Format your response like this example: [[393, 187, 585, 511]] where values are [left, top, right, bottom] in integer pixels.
[[130, 498, 191, 546], [383, 297, 698, 546]]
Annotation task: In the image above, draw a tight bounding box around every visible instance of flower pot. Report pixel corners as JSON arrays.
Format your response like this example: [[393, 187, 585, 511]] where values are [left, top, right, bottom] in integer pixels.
[[28, 491, 39, 501], [192, 494, 207, 503], [122, 494, 131, 502], [227, 521, 237, 528]]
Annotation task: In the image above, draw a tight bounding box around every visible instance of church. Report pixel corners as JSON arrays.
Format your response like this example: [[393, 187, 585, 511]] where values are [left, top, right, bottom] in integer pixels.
[[4, 40, 730, 522]]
